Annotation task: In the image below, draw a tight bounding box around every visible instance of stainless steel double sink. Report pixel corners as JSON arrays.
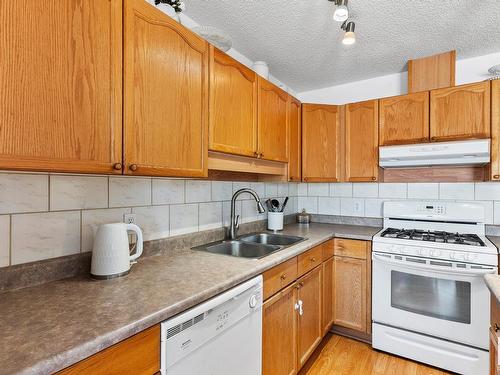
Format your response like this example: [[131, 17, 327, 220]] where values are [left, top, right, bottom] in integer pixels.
[[192, 233, 306, 259]]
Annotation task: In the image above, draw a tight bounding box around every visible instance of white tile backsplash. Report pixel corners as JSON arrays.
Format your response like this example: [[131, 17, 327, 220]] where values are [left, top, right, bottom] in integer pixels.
[[318, 197, 340, 215], [81, 208, 132, 252], [4, 170, 500, 267], [132, 205, 170, 241], [330, 183, 352, 197], [199, 202, 222, 230], [170, 204, 198, 236], [439, 183, 474, 200], [308, 183, 329, 197], [152, 179, 185, 205], [407, 183, 439, 199], [352, 183, 378, 198], [11, 211, 80, 264], [0, 216, 9, 267], [50, 175, 107, 211], [0, 173, 48, 214], [186, 180, 211, 203], [109, 177, 151, 207]]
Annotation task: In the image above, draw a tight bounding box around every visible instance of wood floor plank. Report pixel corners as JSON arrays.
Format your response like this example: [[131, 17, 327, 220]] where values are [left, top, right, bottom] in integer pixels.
[[300, 334, 453, 375]]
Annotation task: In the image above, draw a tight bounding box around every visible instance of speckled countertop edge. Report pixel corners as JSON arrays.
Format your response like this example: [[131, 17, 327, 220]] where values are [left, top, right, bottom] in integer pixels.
[[0, 223, 380, 375]]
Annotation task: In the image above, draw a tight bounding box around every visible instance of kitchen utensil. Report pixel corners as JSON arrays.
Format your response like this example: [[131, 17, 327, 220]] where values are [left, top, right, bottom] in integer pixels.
[[265, 199, 273, 212], [280, 197, 289, 212], [297, 209, 311, 224], [271, 199, 280, 212], [91, 223, 143, 279]]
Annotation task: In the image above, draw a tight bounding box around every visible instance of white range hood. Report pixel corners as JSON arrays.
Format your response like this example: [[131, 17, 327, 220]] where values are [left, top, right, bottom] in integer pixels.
[[379, 139, 490, 168]]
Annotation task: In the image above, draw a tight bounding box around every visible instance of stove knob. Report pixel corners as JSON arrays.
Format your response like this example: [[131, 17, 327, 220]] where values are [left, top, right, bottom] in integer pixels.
[[430, 249, 441, 257]]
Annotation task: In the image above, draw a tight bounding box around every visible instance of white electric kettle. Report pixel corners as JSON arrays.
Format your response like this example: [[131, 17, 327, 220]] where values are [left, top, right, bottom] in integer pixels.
[[90, 223, 143, 279]]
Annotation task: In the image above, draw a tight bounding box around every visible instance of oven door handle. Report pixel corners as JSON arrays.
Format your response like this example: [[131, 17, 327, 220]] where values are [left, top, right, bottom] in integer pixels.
[[372, 253, 497, 276]]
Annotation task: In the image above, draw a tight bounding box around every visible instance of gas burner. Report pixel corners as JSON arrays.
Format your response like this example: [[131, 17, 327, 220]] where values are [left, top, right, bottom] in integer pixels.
[[380, 228, 485, 247]]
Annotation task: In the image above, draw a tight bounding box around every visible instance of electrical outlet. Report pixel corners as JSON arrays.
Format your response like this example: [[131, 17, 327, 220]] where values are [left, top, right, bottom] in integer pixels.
[[353, 201, 363, 214], [123, 213, 136, 224]]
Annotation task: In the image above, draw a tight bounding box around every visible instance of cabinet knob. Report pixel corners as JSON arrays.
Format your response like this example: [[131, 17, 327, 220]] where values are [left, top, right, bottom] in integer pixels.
[[495, 323, 500, 332], [310, 257, 316, 263], [430, 137, 437, 141], [254, 151, 259, 157], [129, 164, 138, 172], [494, 175, 500, 180], [299, 281, 304, 287], [113, 163, 122, 171], [371, 177, 377, 181], [280, 273, 287, 280]]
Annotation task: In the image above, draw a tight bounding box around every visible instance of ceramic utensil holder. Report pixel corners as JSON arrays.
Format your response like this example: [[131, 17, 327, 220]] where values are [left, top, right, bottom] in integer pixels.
[[268, 212, 284, 231]]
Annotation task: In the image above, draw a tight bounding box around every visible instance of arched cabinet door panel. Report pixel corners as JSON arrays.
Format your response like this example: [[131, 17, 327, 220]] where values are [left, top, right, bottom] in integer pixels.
[[124, 0, 208, 177]]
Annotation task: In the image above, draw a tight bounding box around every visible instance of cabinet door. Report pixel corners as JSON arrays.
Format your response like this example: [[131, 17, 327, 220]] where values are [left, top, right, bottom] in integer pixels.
[[322, 257, 335, 335], [297, 267, 322, 369], [302, 104, 341, 182], [209, 48, 258, 157], [263, 284, 298, 375], [491, 81, 500, 181], [0, 0, 122, 174], [333, 256, 367, 332], [379, 92, 430, 146], [430, 81, 491, 141], [258, 78, 289, 162], [345, 100, 379, 182], [288, 97, 302, 181], [124, 0, 208, 177]]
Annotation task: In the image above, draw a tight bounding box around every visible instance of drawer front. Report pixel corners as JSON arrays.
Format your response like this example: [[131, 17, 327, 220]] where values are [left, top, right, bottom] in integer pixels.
[[321, 239, 334, 261], [334, 238, 368, 260], [298, 246, 323, 277], [263, 257, 298, 300]]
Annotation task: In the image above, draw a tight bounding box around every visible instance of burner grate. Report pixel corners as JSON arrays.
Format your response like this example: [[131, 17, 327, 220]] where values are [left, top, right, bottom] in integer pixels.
[[380, 228, 485, 246]]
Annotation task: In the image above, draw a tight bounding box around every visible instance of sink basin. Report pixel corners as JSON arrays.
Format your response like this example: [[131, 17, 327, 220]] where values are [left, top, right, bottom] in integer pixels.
[[193, 233, 306, 259], [193, 240, 281, 259], [240, 233, 305, 246]]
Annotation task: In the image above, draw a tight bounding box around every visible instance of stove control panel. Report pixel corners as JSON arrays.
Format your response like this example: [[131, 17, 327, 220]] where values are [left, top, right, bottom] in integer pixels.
[[415, 204, 445, 215]]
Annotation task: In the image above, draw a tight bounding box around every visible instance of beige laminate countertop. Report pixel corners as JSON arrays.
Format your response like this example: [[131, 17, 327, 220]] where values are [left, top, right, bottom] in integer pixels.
[[0, 223, 380, 375], [484, 236, 500, 303]]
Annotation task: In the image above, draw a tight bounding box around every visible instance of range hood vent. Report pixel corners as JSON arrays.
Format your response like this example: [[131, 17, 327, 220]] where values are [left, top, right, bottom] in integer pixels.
[[379, 139, 490, 168]]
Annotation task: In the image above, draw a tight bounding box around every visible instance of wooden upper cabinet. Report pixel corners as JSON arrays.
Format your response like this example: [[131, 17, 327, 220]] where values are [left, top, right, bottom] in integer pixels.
[[124, 0, 208, 177], [430, 81, 491, 141], [209, 48, 258, 157], [257, 78, 289, 162], [0, 0, 122, 174], [288, 97, 302, 181], [263, 284, 298, 375], [379, 92, 430, 146], [344, 100, 379, 182], [302, 104, 341, 182], [297, 267, 322, 369], [491, 81, 500, 181]]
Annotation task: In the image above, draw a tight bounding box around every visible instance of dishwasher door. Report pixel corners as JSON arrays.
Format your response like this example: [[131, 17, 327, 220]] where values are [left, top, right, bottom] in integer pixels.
[[161, 275, 263, 375]]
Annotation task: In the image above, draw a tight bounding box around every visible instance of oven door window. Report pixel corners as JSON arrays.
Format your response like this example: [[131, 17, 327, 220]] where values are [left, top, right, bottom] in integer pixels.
[[391, 271, 471, 324]]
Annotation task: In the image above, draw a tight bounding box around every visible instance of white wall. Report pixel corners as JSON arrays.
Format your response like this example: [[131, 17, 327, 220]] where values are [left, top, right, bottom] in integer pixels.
[[298, 52, 500, 104]]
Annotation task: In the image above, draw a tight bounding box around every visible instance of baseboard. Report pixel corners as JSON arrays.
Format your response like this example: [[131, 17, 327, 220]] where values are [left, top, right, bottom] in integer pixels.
[[330, 325, 372, 344]]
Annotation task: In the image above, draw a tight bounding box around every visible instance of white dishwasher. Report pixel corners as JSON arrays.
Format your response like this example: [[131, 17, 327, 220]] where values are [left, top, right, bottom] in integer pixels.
[[161, 275, 263, 375]]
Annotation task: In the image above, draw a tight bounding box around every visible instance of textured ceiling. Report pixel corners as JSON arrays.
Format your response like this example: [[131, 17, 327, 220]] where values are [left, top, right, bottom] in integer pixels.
[[183, 0, 500, 92]]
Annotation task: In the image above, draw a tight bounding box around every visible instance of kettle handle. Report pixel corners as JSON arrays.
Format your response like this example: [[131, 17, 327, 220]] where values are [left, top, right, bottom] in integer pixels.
[[126, 223, 143, 261]]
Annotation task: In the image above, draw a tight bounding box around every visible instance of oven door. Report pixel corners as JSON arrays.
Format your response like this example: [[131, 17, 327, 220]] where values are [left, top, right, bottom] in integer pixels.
[[372, 252, 496, 349]]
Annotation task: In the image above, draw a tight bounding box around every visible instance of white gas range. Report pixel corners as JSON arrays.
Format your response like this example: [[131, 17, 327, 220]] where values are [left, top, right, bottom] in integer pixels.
[[372, 201, 498, 375]]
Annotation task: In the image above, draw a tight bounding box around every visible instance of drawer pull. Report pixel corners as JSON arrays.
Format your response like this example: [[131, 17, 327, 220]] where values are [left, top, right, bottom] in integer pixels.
[[294, 300, 304, 316], [310, 257, 316, 263], [280, 273, 287, 280], [113, 163, 122, 171], [495, 323, 500, 332], [129, 164, 138, 172], [494, 175, 500, 180]]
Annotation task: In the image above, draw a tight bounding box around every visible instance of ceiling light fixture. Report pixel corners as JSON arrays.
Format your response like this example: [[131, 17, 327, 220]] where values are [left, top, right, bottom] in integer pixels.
[[341, 21, 356, 45], [332, 0, 349, 22]]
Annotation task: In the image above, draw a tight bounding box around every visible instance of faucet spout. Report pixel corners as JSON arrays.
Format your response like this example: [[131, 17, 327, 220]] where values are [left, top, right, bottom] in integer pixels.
[[229, 188, 265, 240]]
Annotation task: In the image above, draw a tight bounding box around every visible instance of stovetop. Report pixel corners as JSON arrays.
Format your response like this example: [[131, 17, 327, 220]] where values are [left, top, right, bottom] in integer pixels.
[[380, 228, 486, 247]]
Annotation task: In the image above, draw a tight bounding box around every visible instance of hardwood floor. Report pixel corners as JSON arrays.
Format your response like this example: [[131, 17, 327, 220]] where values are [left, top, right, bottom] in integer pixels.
[[300, 334, 453, 375]]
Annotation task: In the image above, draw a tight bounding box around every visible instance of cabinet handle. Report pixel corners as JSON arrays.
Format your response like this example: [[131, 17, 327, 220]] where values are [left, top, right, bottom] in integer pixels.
[[294, 299, 304, 316], [129, 164, 138, 172], [280, 273, 287, 280], [259, 153, 264, 158], [254, 151, 259, 157], [310, 257, 316, 263], [299, 281, 304, 287], [494, 175, 500, 180], [113, 163, 122, 171], [495, 323, 500, 332], [371, 176, 377, 181], [430, 137, 437, 141]]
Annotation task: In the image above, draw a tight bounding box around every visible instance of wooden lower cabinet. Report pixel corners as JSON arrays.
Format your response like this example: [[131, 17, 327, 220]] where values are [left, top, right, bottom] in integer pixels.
[[57, 325, 160, 375], [297, 267, 323, 368], [263, 284, 298, 375], [491, 295, 500, 375], [322, 257, 335, 335]]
